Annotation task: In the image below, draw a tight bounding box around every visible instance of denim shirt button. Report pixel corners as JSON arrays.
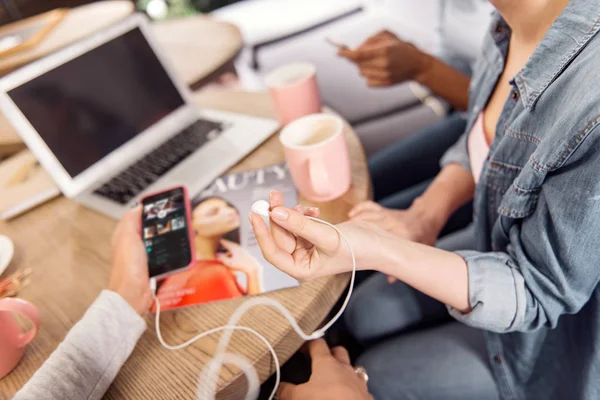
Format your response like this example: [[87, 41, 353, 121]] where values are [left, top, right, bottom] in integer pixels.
[[494, 355, 502, 364], [512, 91, 520, 101], [494, 23, 504, 33]]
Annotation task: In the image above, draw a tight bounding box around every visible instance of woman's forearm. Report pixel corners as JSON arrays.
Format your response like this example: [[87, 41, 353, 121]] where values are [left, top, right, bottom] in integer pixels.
[[416, 54, 471, 111], [375, 238, 471, 312], [14, 291, 145, 400], [359, 164, 475, 311], [410, 164, 475, 231]]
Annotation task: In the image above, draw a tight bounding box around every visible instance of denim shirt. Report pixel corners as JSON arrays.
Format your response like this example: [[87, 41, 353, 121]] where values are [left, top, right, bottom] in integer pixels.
[[440, 1, 600, 399]]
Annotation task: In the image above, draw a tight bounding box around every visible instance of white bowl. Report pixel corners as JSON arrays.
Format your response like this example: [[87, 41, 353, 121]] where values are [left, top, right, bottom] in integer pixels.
[[0, 235, 14, 277]]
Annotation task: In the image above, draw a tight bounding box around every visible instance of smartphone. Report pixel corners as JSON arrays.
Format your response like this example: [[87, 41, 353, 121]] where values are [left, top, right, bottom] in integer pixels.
[[141, 186, 195, 279]]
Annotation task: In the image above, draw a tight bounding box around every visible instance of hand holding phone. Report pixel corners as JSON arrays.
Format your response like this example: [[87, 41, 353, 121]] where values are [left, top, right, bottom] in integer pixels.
[[108, 206, 154, 315], [141, 186, 195, 279]]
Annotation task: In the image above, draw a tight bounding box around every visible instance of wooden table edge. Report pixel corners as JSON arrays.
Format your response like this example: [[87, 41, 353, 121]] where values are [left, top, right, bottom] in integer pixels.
[[218, 273, 351, 395]]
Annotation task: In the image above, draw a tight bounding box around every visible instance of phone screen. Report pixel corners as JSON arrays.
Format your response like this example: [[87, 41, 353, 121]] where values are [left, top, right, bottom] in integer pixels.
[[142, 187, 192, 278]]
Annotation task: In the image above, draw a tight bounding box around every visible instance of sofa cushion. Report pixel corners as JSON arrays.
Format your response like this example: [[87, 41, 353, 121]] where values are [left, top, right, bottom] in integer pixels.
[[213, 0, 363, 45]]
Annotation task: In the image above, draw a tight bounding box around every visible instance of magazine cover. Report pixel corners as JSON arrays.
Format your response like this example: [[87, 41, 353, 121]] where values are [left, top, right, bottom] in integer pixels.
[[152, 163, 298, 312]]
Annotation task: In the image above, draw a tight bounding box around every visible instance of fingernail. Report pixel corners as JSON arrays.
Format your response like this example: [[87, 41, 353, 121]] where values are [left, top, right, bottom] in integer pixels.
[[307, 207, 319, 213], [271, 208, 289, 220]]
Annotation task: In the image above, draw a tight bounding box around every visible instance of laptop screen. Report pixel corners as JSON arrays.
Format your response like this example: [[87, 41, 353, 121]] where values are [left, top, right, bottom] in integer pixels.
[[8, 27, 185, 177]]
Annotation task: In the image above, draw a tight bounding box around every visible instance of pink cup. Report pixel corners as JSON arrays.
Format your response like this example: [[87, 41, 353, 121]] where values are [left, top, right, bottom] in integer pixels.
[[0, 297, 40, 379], [266, 62, 322, 126], [280, 114, 351, 202]]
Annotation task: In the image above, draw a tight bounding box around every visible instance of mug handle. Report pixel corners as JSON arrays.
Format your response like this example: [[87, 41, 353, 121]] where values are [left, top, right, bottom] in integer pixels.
[[308, 157, 332, 197], [0, 298, 40, 348]]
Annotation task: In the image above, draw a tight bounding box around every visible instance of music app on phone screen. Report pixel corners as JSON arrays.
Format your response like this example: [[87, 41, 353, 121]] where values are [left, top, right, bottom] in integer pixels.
[[142, 187, 192, 278]]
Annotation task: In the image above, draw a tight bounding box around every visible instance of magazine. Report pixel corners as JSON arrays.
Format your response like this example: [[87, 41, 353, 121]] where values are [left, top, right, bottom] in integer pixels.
[[152, 163, 299, 312]]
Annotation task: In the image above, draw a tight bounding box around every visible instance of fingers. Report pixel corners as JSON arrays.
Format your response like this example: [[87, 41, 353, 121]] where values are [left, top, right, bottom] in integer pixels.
[[362, 33, 385, 46], [348, 201, 381, 218], [361, 70, 394, 87], [124, 205, 143, 233], [307, 338, 332, 360], [269, 206, 339, 253], [292, 205, 320, 249], [337, 48, 355, 60], [379, 29, 398, 40], [361, 29, 397, 47], [270, 191, 296, 253], [276, 382, 297, 400], [294, 204, 320, 218], [269, 190, 321, 254], [249, 213, 297, 275], [219, 238, 238, 250], [350, 210, 384, 222], [359, 66, 390, 80], [215, 251, 231, 260], [367, 79, 392, 87], [112, 205, 142, 246], [331, 346, 351, 365], [358, 57, 389, 69], [338, 46, 385, 63]]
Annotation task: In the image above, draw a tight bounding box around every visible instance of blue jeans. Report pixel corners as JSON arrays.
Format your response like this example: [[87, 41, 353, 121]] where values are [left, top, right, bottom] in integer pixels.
[[369, 114, 472, 236], [345, 225, 499, 400]]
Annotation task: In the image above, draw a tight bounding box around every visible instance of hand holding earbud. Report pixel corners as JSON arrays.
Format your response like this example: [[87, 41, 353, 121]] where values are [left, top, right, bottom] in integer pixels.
[[249, 191, 391, 281]]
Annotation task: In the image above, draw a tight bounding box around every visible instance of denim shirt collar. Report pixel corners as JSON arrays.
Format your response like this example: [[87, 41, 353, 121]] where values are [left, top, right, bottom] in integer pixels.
[[487, 1, 600, 110]]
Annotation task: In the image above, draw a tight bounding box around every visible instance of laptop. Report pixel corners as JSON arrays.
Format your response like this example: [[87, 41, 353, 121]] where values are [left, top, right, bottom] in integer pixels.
[[0, 14, 279, 219]]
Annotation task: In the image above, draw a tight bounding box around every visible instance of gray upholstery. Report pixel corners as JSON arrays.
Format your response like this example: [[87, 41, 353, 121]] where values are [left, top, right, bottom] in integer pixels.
[[354, 103, 443, 156]]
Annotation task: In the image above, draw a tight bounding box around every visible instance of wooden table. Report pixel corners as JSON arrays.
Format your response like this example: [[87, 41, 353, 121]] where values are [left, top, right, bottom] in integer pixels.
[[0, 90, 371, 399], [0, 1, 243, 156]]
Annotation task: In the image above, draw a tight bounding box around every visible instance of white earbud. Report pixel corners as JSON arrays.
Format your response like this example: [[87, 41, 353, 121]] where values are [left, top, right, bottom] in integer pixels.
[[251, 200, 270, 217]]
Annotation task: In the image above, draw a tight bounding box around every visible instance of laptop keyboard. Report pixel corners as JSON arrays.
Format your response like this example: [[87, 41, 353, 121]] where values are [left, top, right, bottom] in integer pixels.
[[93, 118, 224, 205]]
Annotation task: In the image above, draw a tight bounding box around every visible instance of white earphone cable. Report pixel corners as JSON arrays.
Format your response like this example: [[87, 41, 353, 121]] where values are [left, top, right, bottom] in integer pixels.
[[151, 216, 356, 400]]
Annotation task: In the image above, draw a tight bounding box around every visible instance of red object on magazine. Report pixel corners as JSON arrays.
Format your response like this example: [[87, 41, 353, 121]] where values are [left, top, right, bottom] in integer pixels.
[[151, 163, 299, 312]]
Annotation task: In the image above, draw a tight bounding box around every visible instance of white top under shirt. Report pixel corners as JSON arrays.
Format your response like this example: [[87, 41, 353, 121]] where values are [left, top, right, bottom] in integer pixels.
[[468, 112, 490, 183]]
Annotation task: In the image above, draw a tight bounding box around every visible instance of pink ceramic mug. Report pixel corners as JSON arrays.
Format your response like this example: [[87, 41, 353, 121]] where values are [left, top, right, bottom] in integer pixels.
[[266, 62, 322, 126], [0, 297, 40, 379], [280, 114, 351, 202]]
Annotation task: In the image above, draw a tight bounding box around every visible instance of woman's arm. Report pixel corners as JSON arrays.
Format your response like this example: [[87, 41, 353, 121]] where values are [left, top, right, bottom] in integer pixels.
[[14, 291, 146, 400], [338, 30, 471, 110], [251, 162, 475, 312], [15, 207, 152, 400], [415, 54, 471, 111], [252, 205, 472, 313], [409, 164, 475, 230], [254, 126, 600, 333]]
